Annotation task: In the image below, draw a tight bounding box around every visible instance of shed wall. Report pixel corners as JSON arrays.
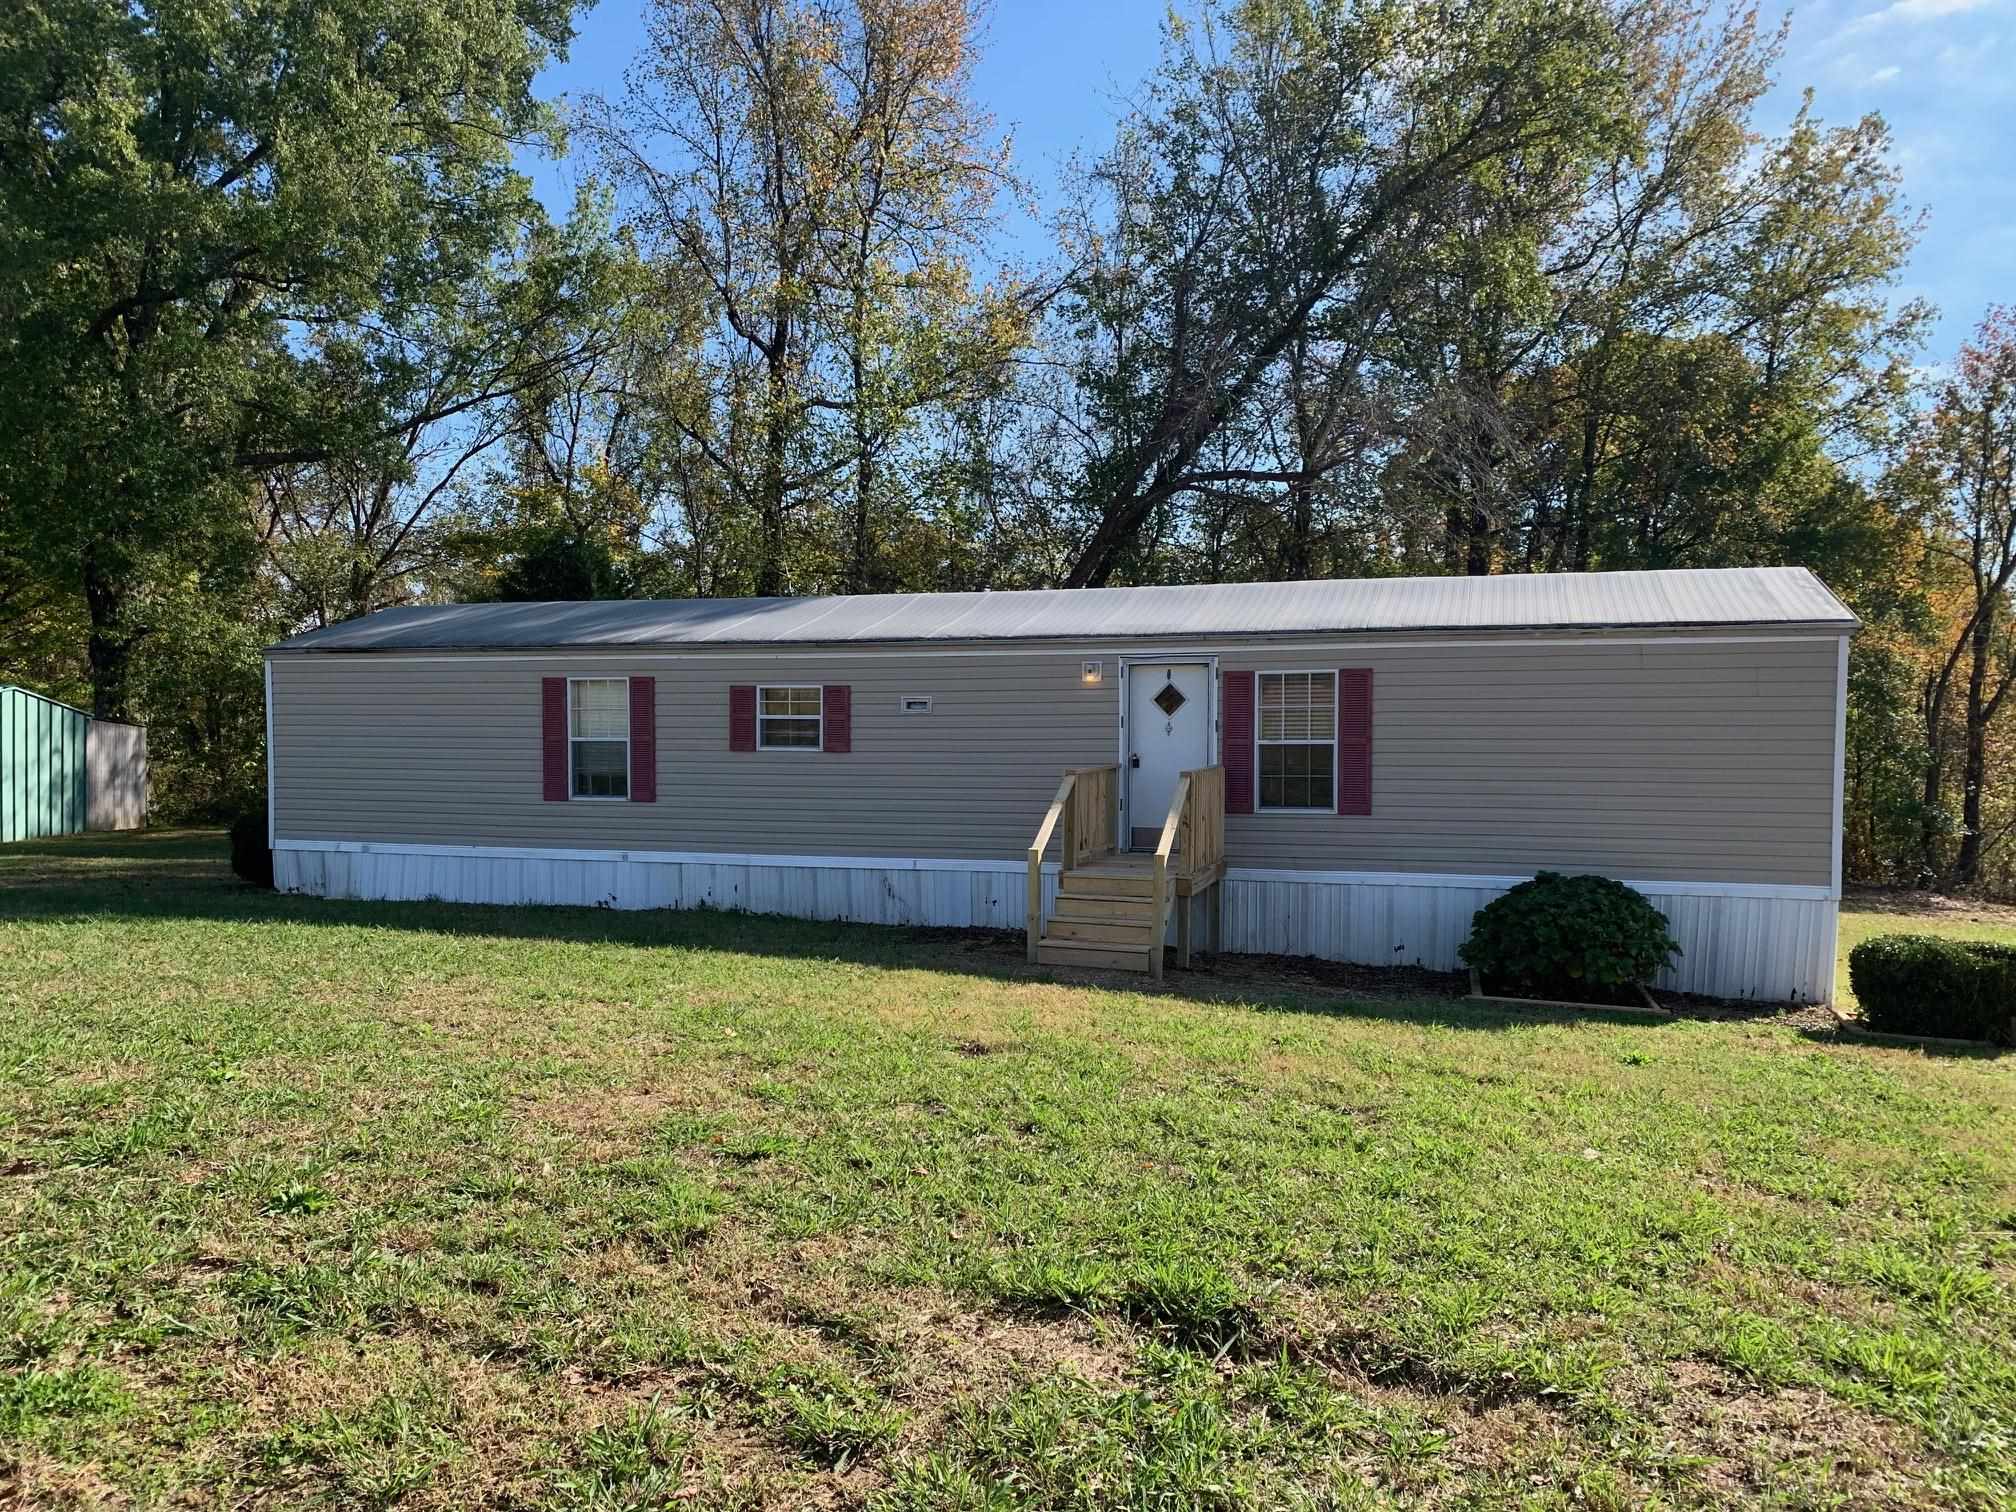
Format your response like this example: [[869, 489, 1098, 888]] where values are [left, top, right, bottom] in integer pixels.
[[0, 687, 88, 843], [269, 630, 1839, 888], [86, 721, 148, 831]]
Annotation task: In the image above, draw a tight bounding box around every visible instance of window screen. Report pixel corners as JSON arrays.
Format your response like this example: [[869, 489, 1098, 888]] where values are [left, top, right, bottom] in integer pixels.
[[758, 686, 822, 749], [570, 678, 629, 798], [1257, 672, 1336, 811]]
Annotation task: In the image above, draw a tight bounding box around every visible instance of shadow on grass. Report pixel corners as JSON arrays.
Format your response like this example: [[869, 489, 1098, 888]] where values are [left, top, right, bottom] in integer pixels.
[[3, 829, 1680, 1036], [1793, 1023, 2011, 1062], [0, 826, 225, 862]]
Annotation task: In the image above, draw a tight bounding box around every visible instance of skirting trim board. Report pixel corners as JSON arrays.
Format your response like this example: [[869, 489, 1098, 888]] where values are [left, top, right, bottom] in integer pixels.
[[273, 840, 1838, 1004]]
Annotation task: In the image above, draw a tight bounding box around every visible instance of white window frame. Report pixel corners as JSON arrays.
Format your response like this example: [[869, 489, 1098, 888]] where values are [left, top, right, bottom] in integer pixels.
[[568, 675, 631, 801], [756, 684, 823, 752], [1255, 669, 1337, 814]]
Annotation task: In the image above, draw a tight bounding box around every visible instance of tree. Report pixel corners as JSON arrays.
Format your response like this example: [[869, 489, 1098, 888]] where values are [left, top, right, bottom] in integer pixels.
[[1369, 5, 1925, 580], [1044, 0, 1634, 588], [488, 527, 633, 601], [584, 0, 1028, 596], [0, 0, 590, 716], [258, 203, 640, 625], [1898, 309, 2016, 886]]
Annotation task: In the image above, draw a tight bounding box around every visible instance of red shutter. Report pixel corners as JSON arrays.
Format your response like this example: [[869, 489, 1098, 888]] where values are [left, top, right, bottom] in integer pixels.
[[629, 676, 656, 802], [1337, 668, 1372, 816], [729, 684, 757, 752], [542, 677, 568, 801], [1222, 670, 1254, 816], [822, 684, 851, 753]]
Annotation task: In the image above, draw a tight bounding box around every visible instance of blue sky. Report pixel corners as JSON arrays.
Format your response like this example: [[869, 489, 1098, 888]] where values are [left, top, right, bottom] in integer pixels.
[[525, 0, 2011, 358]]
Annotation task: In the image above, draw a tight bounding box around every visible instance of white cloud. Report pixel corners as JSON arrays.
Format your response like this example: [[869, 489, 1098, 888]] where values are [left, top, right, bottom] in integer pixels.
[[1936, 34, 2000, 71], [1893, 0, 1993, 16], [1869, 63, 1905, 81], [1835, 0, 1995, 39]]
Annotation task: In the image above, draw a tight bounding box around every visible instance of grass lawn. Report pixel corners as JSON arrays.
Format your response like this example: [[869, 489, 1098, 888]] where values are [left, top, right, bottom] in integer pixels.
[[2, 833, 2011, 1510]]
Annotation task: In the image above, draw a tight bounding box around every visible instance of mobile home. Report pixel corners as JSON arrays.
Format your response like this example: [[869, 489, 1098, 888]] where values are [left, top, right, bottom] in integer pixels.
[[264, 567, 1853, 1001]]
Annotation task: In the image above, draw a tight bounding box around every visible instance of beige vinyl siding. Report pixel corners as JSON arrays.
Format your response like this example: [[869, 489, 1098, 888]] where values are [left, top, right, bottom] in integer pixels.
[[1220, 636, 1838, 886], [271, 651, 1116, 861], [270, 628, 1840, 888]]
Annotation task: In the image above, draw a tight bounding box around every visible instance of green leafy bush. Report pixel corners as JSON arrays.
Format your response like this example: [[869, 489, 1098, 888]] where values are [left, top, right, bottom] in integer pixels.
[[1459, 872, 1679, 1002], [228, 812, 273, 889], [1847, 934, 2016, 1043]]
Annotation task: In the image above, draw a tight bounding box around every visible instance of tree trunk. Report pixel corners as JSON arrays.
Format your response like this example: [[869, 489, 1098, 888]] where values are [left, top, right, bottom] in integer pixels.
[[1284, 477, 1314, 579], [849, 333, 873, 594], [82, 543, 135, 722], [1952, 605, 1997, 885], [1466, 505, 1490, 575], [758, 333, 791, 598], [1919, 700, 1949, 881], [1062, 480, 1154, 587], [1442, 505, 1466, 574], [346, 558, 377, 623]]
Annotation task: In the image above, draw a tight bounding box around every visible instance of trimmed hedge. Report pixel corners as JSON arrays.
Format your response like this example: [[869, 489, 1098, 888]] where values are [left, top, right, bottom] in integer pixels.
[[1459, 871, 1680, 1003], [1847, 934, 2016, 1044], [228, 812, 274, 890]]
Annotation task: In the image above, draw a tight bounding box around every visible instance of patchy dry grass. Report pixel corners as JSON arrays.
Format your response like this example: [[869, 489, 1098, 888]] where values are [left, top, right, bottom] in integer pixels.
[[1, 832, 2012, 1509]]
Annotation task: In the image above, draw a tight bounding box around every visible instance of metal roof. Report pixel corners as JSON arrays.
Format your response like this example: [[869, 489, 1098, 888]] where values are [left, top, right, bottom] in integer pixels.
[[268, 567, 1856, 653]]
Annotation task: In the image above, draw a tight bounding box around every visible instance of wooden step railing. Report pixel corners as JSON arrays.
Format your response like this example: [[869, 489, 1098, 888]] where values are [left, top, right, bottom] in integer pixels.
[[1175, 764, 1224, 885], [1026, 765, 1118, 961], [1151, 765, 1225, 979]]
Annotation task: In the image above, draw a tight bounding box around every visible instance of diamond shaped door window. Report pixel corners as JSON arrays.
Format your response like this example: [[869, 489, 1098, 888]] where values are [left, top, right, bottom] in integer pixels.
[[1152, 682, 1187, 717]]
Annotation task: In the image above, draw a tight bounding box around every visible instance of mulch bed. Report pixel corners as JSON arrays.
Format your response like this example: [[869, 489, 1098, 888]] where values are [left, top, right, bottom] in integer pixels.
[[901, 925, 1842, 1030]]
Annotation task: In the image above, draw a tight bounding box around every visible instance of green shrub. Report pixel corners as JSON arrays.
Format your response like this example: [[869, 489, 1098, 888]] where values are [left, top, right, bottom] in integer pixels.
[[1847, 934, 2016, 1043], [1459, 872, 1679, 1002], [228, 812, 273, 889]]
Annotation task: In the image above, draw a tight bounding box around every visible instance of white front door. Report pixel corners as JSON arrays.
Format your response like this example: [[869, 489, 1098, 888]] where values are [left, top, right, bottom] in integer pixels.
[[1126, 661, 1213, 850]]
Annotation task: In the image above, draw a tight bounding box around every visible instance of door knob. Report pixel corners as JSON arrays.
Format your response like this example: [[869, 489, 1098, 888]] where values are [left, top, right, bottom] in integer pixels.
[[1129, 754, 1140, 768]]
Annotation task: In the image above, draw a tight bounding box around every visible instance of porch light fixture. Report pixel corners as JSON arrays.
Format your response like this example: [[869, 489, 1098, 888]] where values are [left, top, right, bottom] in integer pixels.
[[1082, 660, 1104, 685]]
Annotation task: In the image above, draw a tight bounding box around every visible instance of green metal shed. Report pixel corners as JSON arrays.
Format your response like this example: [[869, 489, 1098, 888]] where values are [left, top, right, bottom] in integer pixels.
[[1, 685, 90, 842]]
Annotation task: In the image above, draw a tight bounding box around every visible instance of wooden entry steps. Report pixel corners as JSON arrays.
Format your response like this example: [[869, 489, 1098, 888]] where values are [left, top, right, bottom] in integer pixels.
[[1037, 859, 1160, 971], [1025, 765, 1227, 980], [1035, 854, 1224, 973]]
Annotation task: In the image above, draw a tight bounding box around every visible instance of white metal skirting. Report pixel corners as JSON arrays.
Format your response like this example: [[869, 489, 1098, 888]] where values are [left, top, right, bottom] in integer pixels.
[[273, 843, 1836, 1004], [1213, 876, 1835, 1003], [274, 844, 1057, 933]]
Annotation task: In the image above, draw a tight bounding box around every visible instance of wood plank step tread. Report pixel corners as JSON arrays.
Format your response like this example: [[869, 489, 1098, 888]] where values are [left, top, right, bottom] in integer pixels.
[[1051, 892, 1159, 908], [1046, 921, 1157, 943], [1036, 940, 1154, 972], [1051, 904, 1156, 922]]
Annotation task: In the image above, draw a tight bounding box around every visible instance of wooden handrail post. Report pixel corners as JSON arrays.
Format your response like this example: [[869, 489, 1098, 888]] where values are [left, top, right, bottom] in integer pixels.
[[1027, 770, 1077, 963], [1150, 773, 1189, 983], [1151, 853, 1167, 982], [1025, 842, 1042, 964], [1028, 765, 1120, 966]]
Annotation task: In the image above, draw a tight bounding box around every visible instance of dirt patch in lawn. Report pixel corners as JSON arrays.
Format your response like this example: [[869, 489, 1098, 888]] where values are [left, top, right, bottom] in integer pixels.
[[909, 927, 1851, 1033], [1843, 886, 2016, 924], [1649, 1360, 1942, 1509]]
